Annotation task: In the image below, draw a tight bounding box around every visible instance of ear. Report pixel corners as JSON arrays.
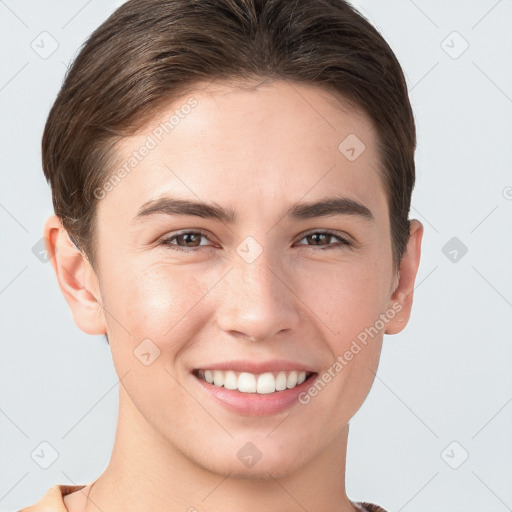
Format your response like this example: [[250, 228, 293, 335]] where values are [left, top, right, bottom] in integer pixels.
[[43, 214, 107, 335], [385, 219, 423, 335]]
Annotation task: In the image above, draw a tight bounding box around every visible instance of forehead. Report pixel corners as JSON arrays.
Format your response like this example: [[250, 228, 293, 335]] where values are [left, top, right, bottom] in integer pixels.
[[101, 79, 387, 224]]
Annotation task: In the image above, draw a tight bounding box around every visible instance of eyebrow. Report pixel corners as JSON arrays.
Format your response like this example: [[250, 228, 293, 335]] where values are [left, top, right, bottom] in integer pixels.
[[134, 194, 374, 223]]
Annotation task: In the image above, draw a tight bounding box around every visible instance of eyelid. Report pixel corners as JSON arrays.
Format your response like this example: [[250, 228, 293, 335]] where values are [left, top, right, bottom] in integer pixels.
[[296, 228, 352, 244], [159, 229, 216, 247], [158, 228, 354, 252]]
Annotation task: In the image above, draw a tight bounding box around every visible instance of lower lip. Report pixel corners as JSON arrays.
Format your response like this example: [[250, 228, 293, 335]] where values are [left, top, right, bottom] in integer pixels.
[[192, 372, 318, 416]]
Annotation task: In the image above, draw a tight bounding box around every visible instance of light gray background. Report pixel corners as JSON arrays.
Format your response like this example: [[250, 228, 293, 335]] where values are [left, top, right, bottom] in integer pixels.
[[1, 1, 511, 511]]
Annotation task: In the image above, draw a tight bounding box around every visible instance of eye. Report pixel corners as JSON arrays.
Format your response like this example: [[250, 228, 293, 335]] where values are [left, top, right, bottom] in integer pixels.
[[158, 230, 215, 253], [158, 229, 352, 254], [295, 230, 352, 251]]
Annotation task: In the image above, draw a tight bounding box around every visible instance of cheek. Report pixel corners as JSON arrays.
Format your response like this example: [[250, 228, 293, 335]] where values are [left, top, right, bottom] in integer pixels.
[[99, 262, 209, 418], [294, 256, 389, 344], [292, 262, 386, 429], [292, 257, 388, 408], [117, 262, 212, 337], [98, 257, 215, 371]]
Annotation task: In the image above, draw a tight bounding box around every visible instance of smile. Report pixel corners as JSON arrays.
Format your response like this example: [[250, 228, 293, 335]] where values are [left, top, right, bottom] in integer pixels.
[[194, 369, 315, 394]]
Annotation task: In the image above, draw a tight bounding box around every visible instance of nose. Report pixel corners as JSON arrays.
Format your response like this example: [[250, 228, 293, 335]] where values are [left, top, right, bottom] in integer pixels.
[[215, 249, 301, 342]]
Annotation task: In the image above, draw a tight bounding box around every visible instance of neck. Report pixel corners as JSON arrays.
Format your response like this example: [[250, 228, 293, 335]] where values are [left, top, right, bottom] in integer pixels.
[[78, 386, 358, 512]]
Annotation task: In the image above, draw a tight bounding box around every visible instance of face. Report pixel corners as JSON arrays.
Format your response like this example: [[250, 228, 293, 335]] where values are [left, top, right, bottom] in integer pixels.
[[61, 79, 419, 478]]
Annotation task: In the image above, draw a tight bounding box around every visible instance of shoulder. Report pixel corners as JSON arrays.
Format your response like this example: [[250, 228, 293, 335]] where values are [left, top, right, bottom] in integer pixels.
[[354, 501, 389, 512], [18, 484, 86, 512]]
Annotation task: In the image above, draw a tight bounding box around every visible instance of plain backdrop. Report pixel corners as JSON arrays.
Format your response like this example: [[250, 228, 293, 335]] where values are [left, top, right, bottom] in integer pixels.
[[1, 1, 511, 511]]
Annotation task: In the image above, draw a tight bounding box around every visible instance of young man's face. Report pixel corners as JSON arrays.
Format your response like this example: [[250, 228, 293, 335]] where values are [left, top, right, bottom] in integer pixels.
[[50, 79, 422, 478]]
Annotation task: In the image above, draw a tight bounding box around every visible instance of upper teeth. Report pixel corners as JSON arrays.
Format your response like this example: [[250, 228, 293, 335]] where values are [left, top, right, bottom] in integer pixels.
[[197, 369, 310, 394]]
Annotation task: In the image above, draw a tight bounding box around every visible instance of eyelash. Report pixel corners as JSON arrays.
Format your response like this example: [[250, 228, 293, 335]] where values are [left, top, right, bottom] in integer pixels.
[[158, 230, 352, 253]]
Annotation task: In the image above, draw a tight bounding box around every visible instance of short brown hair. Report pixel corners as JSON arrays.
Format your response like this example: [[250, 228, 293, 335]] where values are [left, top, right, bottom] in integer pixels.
[[43, 0, 415, 271]]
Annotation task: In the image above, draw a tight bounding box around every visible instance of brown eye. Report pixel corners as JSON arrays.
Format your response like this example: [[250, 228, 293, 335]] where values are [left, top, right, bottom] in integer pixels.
[[158, 229, 352, 254], [296, 231, 351, 250], [159, 231, 213, 252]]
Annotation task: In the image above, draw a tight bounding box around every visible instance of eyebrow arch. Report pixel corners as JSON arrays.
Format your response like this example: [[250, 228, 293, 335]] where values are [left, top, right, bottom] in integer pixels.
[[287, 195, 374, 221], [134, 194, 374, 223]]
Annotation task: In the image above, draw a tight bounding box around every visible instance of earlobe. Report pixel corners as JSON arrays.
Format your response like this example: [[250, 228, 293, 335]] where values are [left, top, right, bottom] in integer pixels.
[[43, 214, 107, 336], [385, 219, 423, 335]]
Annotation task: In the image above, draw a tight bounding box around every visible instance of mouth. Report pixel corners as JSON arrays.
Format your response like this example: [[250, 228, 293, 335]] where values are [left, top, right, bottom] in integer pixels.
[[190, 359, 320, 416], [192, 368, 318, 395]]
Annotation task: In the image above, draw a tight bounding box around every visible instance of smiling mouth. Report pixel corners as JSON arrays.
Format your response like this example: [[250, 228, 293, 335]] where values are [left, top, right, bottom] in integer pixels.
[[192, 368, 317, 394]]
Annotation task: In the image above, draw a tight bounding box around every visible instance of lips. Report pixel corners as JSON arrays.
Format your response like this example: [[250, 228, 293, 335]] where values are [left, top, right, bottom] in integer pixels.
[[191, 358, 317, 375], [189, 358, 319, 415]]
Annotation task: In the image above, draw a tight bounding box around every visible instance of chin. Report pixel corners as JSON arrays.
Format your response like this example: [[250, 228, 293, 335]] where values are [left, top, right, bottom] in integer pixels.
[[192, 446, 310, 481]]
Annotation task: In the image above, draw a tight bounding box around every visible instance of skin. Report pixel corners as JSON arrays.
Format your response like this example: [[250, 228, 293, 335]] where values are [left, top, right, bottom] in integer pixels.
[[44, 79, 423, 512]]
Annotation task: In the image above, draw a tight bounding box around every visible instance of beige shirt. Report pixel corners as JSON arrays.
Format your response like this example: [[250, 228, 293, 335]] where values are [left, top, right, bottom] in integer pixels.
[[18, 484, 389, 512], [18, 485, 85, 512]]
